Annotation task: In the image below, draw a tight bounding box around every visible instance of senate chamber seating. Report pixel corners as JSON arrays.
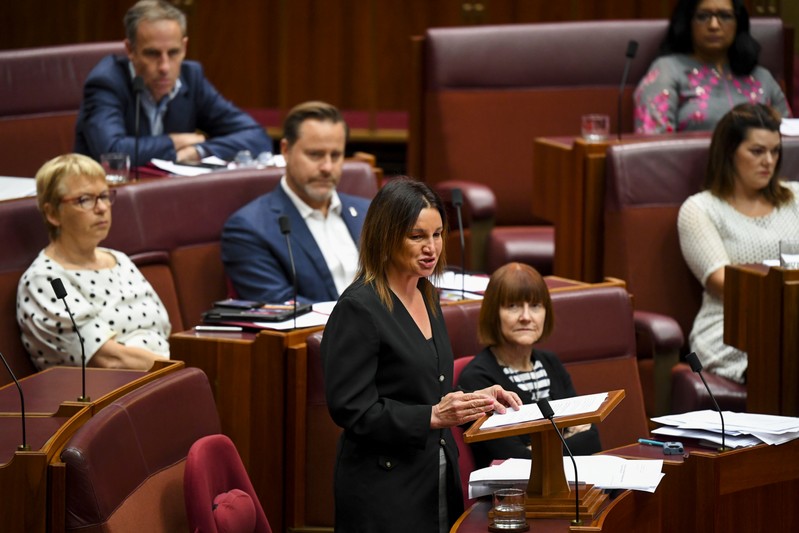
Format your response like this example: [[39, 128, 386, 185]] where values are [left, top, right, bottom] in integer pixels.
[[0, 41, 126, 177], [57, 367, 220, 532], [603, 136, 799, 414], [408, 18, 790, 275], [289, 283, 647, 532], [0, 161, 379, 387]]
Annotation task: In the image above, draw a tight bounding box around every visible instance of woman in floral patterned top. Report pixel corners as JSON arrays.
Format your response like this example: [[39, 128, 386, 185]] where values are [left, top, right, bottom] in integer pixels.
[[634, 0, 791, 134]]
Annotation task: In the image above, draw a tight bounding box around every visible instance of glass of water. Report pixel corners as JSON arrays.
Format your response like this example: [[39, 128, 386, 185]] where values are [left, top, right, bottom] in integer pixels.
[[779, 239, 799, 269]]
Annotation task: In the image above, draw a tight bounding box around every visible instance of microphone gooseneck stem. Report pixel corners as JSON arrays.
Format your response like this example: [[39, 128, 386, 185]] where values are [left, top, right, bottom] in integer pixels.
[[285, 233, 298, 329], [0, 351, 30, 451], [698, 371, 726, 451], [64, 305, 88, 402], [134, 92, 141, 181], [456, 205, 465, 299]]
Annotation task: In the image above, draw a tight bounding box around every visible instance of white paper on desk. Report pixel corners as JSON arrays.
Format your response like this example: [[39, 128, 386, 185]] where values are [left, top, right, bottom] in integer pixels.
[[468, 458, 531, 498], [480, 393, 608, 430], [0, 177, 36, 201], [780, 118, 799, 136], [150, 158, 214, 176], [568, 456, 665, 493], [433, 271, 490, 295], [651, 426, 759, 448], [254, 310, 329, 330], [309, 300, 337, 315], [468, 455, 664, 498]]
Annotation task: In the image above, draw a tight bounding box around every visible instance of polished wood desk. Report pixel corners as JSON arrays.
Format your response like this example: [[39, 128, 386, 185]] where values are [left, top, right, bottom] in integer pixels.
[[532, 136, 611, 282], [170, 325, 324, 533], [532, 134, 713, 283], [612, 439, 799, 532], [724, 264, 799, 415], [452, 490, 659, 533], [0, 361, 183, 533]]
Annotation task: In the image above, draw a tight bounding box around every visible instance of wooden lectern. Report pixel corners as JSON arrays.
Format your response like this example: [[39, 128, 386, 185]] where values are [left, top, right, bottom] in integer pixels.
[[463, 390, 625, 523]]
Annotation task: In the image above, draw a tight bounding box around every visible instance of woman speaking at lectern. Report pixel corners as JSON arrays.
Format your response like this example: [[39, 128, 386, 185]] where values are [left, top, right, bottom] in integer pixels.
[[321, 178, 521, 532]]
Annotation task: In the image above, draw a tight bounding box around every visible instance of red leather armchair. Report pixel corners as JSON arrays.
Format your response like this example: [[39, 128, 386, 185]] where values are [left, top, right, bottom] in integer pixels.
[[58, 367, 220, 532], [603, 137, 799, 414], [0, 41, 125, 177]]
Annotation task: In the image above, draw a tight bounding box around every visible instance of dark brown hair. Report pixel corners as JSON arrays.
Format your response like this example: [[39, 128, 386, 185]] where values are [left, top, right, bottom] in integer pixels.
[[357, 177, 447, 312], [478, 262, 554, 347], [704, 103, 792, 207]]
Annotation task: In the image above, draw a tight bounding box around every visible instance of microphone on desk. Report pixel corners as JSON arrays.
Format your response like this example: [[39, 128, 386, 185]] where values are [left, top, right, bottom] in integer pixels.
[[51, 278, 90, 402], [132, 75, 145, 181], [0, 351, 31, 451], [451, 188, 466, 300], [279, 215, 298, 329], [617, 39, 639, 141], [685, 352, 728, 452], [537, 398, 582, 526]]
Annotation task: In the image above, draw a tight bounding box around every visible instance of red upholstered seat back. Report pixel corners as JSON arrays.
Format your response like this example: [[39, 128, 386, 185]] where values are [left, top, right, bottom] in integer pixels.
[[0, 41, 126, 176], [60, 367, 220, 533], [538, 286, 648, 450], [411, 18, 787, 227], [184, 434, 272, 533], [603, 136, 799, 342], [453, 355, 477, 509]]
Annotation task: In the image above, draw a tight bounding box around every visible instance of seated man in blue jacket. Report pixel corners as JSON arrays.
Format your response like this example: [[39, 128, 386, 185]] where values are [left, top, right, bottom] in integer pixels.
[[221, 101, 371, 304], [74, 0, 271, 163]]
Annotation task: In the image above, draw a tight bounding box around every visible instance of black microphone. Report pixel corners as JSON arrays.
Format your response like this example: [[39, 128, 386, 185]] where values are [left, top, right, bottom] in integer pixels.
[[0, 352, 31, 451], [51, 278, 90, 402], [685, 352, 728, 452], [278, 215, 299, 329], [451, 188, 466, 300], [537, 398, 581, 526], [617, 39, 639, 141], [132, 75, 145, 181]]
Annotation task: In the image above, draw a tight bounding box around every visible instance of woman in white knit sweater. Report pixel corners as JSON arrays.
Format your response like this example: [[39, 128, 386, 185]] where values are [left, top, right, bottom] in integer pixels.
[[678, 103, 799, 383]]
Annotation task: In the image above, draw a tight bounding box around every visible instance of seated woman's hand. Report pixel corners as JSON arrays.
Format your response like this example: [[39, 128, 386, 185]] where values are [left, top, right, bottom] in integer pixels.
[[431, 388, 521, 429]]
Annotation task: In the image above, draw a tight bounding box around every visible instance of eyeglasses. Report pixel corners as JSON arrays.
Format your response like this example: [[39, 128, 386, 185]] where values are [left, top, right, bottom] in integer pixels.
[[693, 10, 736, 24], [60, 189, 117, 211]]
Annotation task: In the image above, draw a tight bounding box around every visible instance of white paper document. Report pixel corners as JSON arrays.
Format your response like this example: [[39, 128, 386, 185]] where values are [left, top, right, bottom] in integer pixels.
[[468, 456, 664, 498], [253, 301, 337, 331], [433, 271, 490, 298], [780, 118, 799, 136], [479, 393, 608, 430], [651, 410, 799, 447], [0, 177, 36, 201], [150, 158, 215, 176]]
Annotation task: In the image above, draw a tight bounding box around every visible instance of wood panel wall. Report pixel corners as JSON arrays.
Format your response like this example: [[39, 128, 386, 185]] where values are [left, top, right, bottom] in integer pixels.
[[0, 0, 785, 123]]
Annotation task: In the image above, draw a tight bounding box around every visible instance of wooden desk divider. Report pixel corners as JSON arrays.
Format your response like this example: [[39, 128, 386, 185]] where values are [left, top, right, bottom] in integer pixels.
[[463, 390, 625, 522]]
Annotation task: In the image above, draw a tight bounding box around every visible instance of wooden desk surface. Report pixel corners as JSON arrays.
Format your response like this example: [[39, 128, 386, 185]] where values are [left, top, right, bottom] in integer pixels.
[[606, 440, 799, 532]]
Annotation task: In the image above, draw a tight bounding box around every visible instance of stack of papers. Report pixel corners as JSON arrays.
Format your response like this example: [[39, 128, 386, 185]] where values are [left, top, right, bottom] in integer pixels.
[[651, 410, 799, 448], [434, 271, 489, 300], [480, 393, 608, 430], [468, 457, 664, 498]]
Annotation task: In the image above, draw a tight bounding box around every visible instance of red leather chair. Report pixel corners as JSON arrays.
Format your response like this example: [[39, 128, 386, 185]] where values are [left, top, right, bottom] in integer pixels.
[[184, 434, 272, 533], [59, 367, 220, 532], [453, 355, 477, 510], [602, 137, 799, 414]]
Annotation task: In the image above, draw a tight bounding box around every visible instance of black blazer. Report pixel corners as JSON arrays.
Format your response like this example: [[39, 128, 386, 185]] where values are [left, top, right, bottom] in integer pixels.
[[321, 278, 463, 532], [458, 347, 602, 469]]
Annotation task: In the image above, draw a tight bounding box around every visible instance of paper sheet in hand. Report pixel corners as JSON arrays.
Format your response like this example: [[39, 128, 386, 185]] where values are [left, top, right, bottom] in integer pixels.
[[480, 392, 608, 430]]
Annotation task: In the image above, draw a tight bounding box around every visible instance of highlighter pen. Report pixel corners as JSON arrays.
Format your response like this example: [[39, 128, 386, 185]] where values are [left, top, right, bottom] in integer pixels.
[[638, 438, 664, 447]]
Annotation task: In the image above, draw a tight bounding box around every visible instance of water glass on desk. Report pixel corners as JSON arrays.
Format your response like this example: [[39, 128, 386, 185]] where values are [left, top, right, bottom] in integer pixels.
[[580, 114, 609, 142], [101, 152, 130, 184], [489, 488, 528, 531], [779, 239, 799, 269]]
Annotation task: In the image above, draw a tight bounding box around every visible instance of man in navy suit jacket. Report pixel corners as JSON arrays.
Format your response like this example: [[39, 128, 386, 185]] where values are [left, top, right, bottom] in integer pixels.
[[221, 101, 371, 304], [74, 0, 271, 163]]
